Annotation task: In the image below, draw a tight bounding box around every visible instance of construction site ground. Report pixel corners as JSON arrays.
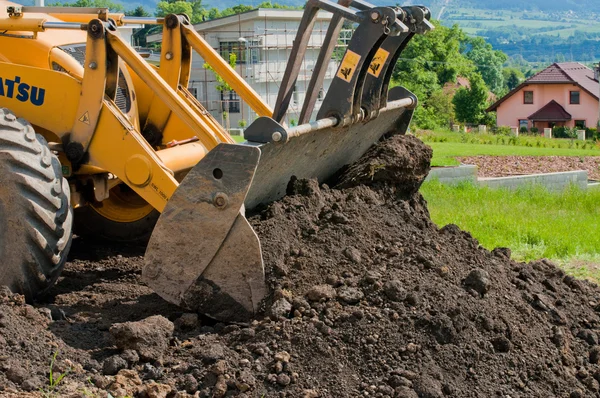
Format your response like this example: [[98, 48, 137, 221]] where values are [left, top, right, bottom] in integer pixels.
[[2, 135, 600, 398]]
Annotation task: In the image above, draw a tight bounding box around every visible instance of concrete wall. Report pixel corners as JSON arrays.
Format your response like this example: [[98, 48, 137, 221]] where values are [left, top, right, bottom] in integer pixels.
[[478, 171, 588, 191], [425, 165, 477, 184], [425, 167, 588, 191], [495, 83, 599, 129]]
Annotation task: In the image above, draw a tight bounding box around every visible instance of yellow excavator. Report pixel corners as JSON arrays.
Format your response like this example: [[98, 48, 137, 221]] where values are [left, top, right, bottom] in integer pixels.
[[0, 0, 432, 322]]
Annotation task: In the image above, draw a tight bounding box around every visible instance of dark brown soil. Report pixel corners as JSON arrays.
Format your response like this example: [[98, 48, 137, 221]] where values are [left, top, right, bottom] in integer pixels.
[[2, 135, 600, 398]]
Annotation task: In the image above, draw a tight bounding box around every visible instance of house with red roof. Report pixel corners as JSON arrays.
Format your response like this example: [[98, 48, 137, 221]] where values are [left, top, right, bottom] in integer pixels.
[[487, 63, 600, 131]]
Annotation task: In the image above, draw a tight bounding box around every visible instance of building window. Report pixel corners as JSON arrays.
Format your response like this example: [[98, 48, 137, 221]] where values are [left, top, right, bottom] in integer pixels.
[[221, 91, 240, 113], [575, 120, 586, 128], [219, 40, 260, 64], [188, 87, 198, 99], [523, 91, 533, 104], [570, 91, 580, 104], [519, 119, 528, 131]]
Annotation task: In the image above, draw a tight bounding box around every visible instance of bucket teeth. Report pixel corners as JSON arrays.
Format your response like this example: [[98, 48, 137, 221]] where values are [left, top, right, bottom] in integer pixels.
[[143, 144, 265, 323]]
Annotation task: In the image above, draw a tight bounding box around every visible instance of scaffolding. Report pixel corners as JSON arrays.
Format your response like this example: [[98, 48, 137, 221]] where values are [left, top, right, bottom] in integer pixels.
[[186, 21, 354, 128]]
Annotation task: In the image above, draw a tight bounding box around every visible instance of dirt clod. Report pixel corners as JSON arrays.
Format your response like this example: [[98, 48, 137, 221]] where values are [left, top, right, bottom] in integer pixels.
[[306, 285, 336, 301], [463, 268, 492, 297], [110, 315, 174, 361], [268, 298, 292, 319], [103, 354, 128, 375]]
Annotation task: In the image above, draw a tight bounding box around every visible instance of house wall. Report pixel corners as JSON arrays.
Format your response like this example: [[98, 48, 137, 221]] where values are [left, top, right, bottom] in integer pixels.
[[495, 83, 599, 129]]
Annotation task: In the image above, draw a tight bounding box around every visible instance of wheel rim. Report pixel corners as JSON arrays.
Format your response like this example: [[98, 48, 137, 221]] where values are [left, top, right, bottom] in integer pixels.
[[90, 184, 155, 223]]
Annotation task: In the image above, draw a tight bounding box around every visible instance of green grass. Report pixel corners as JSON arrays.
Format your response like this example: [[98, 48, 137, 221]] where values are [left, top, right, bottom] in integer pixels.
[[231, 134, 245, 143], [415, 130, 600, 166], [421, 181, 600, 281], [40, 351, 70, 398]]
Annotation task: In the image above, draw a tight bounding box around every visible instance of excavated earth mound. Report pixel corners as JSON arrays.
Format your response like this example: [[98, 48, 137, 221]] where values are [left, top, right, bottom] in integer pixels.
[[2, 135, 600, 398]]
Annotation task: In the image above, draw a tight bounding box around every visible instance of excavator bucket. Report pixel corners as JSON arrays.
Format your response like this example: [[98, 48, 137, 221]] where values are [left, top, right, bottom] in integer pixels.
[[143, 0, 433, 323]]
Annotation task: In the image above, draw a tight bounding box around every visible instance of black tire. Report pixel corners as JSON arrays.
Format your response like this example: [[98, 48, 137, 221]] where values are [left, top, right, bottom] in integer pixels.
[[73, 205, 159, 244], [0, 108, 73, 299]]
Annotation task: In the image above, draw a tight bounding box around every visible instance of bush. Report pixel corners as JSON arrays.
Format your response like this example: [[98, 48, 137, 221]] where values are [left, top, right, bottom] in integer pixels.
[[494, 126, 512, 136], [552, 126, 576, 139], [530, 127, 539, 134], [586, 127, 598, 140], [520, 126, 528, 134]]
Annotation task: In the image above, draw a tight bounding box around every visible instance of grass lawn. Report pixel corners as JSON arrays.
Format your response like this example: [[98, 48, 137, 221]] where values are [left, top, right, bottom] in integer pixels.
[[415, 130, 600, 166], [231, 135, 245, 143], [421, 181, 600, 281]]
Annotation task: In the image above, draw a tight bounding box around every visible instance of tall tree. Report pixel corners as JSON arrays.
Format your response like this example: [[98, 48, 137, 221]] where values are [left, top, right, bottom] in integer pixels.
[[464, 36, 508, 94], [126, 6, 151, 17], [452, 74, 490, 124], [393, 22, 479, 128], [394, 22, 475, 90]]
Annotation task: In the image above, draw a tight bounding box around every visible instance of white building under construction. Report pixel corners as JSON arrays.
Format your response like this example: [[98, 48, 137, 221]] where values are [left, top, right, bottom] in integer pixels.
[[147, 8, 350, 130]]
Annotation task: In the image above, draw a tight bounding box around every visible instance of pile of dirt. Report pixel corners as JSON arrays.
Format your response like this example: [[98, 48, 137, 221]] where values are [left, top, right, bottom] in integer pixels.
[[2, 135, 600, 397]]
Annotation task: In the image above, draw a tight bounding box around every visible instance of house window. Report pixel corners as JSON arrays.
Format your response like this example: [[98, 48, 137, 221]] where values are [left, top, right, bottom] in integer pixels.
[[570, 91, 580, 104], [523, 91, 533, 104], [221, 91, 240, 113], [519, 119, 528, 131], [575, 120, 586, 128]]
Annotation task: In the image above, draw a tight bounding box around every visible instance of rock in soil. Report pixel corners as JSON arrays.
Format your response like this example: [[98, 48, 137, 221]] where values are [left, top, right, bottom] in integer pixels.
[[109, 315, 174, 361], [2, 134, 600, 397]]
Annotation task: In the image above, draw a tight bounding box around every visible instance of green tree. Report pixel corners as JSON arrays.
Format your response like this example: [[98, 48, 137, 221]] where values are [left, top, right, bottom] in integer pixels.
[[392, 22, 478, 129], [452, 74, 490, 124], [464, 36, 508, 94], [413, 89, 456, 129], [204, 52, 237, 92], [502, 67, 524, 90], [156, 0, 206, 24], [48, 0, 124, 12], [126, 6, 155, 47], [126, 6, 151, 17], [394, 22, 475, 90], [218, 4, 254, 18]]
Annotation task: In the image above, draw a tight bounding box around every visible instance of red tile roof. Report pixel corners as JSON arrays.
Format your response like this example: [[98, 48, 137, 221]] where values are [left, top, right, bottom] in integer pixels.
[[487, 62, 599, 112], [527, 100, 572, 121]]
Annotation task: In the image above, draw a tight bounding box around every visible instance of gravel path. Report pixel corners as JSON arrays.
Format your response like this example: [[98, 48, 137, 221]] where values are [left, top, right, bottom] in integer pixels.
[[457, 155, 600, 180]]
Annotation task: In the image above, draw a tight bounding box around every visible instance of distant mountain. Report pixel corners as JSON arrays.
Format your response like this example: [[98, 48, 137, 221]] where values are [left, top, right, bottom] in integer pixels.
[[455, 0, 600, 13], [407, 0, 600, 13]]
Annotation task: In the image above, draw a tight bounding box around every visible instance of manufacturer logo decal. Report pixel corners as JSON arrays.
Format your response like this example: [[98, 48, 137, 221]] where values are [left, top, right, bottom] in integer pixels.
[[0, 76, 46, 106]]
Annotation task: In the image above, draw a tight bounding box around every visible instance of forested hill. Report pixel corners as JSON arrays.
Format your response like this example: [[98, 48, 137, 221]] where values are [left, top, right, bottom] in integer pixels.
[[456, 0, 600, 13], [409, 0, 600, 13]]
